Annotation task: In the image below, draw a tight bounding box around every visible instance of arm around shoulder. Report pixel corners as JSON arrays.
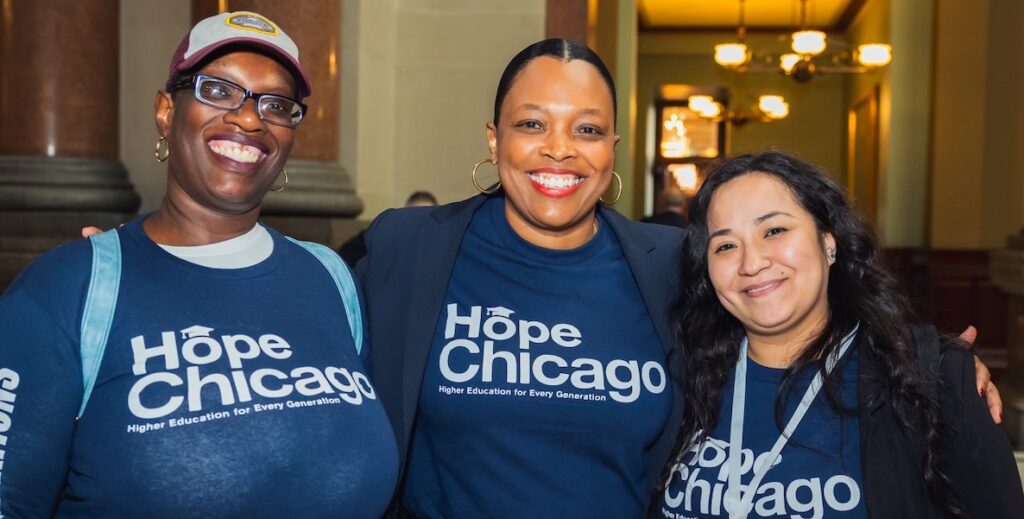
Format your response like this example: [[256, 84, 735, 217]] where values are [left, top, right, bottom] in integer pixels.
[[936, 344, 1024, 517], [358, 206, 438, 279]]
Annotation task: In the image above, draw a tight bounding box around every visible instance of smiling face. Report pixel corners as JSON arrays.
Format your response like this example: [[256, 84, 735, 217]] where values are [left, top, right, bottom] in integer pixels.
[[706, 172, 836, 346], [155, 50, 297, 215], [487, 56, 619, 249]]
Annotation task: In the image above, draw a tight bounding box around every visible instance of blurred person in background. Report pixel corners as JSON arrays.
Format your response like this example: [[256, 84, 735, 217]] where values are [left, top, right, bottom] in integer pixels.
[[339, 190, 438, 267]]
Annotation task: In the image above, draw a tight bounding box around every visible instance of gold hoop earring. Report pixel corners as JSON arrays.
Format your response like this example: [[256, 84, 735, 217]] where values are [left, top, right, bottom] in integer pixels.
[[600, 171, 622, 205], [154, 136, 170, 162], [472, 158, 501, 195], [269, 169, 288, 192]]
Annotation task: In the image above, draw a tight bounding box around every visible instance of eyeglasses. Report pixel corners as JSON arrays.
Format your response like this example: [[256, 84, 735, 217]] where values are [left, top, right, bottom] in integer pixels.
[[172, 74, 307, 128]]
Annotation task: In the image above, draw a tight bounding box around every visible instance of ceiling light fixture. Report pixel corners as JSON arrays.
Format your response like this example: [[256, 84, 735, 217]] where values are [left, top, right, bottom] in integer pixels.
[[687, 93, 789, 126], [714, 0, 893, 83], [713, 0, 750, 69]]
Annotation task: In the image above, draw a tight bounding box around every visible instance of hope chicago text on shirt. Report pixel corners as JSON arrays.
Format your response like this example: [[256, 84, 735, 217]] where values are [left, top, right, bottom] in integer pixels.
[[436, 304, 666, 403], [663, 436, 862, 519], [125, 326, 375, 432]]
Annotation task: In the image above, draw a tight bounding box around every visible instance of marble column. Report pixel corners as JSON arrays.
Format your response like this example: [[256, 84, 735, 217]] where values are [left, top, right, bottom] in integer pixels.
[[192, 0, 362, 220], [0, 0, 140, 288]]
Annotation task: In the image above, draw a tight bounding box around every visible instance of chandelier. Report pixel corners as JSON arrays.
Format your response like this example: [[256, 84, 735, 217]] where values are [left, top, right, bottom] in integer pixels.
[[687, 93, 788, 126], [714, 0, 892, 83]]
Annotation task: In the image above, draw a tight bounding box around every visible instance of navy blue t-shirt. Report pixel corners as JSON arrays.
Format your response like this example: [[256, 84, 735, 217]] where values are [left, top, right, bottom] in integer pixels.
[[659, 349, 867, 519], [404, 197, 673, 518], [0, 218, 397, 518]]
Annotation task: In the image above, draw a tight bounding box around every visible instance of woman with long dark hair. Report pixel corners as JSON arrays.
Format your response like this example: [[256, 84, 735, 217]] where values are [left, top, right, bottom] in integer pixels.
[[654, 151, 1022, 518]]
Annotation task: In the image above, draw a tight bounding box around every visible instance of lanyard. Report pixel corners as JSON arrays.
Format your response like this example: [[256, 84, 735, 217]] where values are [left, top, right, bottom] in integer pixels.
[[724, 327, 857, 519]]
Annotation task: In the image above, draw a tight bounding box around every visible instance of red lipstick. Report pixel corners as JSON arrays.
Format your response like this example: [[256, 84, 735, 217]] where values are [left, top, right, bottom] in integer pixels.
[[527, 168, 585, 198]]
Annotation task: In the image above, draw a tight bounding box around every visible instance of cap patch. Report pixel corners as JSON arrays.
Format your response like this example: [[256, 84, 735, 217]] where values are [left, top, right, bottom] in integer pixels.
[[226, 12, 278, 35]]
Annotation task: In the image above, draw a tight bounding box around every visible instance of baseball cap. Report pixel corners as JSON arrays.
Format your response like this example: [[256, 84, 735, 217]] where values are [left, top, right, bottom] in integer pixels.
[[166, 11, 312, 98]]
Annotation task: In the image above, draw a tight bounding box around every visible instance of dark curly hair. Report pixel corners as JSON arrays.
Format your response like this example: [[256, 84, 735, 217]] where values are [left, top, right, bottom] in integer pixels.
[[651, 151, 962, 517]]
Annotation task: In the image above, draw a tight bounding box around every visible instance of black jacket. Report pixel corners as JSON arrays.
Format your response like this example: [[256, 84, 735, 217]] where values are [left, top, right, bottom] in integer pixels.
[[357, 194, 686, 509], [858, 332, 1023, 517]]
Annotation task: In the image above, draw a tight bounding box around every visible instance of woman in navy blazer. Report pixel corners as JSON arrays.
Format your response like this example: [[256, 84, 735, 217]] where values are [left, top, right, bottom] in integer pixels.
[[360, 195, 685, 511], [357, 39, 686, 518]]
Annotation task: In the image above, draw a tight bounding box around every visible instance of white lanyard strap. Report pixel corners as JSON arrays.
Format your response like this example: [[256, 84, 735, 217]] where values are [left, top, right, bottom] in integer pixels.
[[726, 327, 858, 519]]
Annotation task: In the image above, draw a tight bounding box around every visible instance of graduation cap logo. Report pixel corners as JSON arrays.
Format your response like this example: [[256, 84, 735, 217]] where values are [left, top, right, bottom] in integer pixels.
[[486, 306, 514, 318], [180, 325, 214, 339]]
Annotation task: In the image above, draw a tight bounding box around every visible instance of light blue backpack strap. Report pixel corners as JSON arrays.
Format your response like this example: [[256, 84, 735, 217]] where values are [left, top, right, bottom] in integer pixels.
[[286, 237, 364, 355], [79, 230, 122, 418]]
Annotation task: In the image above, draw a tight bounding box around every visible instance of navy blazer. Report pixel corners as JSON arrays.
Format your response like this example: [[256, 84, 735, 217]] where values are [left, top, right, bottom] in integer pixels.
[[357, 194, 686, 501]]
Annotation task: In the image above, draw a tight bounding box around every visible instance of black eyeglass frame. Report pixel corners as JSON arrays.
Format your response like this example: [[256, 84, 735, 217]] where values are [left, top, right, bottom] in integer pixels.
[[171, 74, 308, 127]]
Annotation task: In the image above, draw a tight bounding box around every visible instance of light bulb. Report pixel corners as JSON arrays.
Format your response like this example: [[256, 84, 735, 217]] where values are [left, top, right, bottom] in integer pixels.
[[714, 43, 750, 68], [668, 163, 700, 194], [857, 43, 892, 67], [704, 101, 724, 118], [791, 30, 827, 56], [758, 95, 789, 120], [688, 95, 715, 116], [779, 53, 801, 74]]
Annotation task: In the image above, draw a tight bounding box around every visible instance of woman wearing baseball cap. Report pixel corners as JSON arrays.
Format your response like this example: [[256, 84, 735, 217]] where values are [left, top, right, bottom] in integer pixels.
[[0, 12, 396, 518]]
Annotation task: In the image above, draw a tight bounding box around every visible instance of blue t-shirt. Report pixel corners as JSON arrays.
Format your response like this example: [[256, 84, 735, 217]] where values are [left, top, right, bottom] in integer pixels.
[[404, 197, 673, 518], [0, 218, 398, 518], [659, 349, 867, 519]]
